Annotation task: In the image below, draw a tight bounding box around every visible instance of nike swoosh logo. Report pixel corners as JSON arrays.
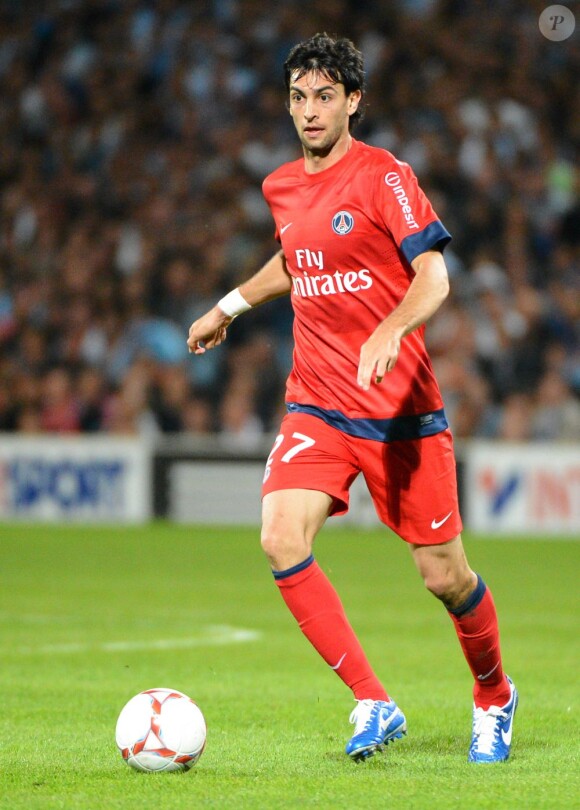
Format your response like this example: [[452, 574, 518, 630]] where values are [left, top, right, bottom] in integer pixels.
[[330, 652, 347, 671], [280, 222, 293, 235], [501, 713, 514, 746], [431, 511, 453, 530], [477, 662, 500, 681], [378, 711, 393, 734]]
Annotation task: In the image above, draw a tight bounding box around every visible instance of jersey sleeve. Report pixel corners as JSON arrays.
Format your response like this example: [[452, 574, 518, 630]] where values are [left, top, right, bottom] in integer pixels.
[[374, 159, 451, 264]]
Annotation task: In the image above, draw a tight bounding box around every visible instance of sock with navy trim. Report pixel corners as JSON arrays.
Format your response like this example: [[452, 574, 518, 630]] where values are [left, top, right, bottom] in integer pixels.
[[274, 556, 389, 701], [448, 574, 510, 709]]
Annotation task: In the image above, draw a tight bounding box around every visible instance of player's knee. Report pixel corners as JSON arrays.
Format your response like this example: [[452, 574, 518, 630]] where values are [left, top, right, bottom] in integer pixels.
[[260, 521, 310, 570], [422, 571, 450, 601], [422, 570, 473, 608], [260, 525, 281, 563]]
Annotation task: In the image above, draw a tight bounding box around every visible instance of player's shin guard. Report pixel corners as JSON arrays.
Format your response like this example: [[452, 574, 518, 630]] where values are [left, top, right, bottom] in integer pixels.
[[273, 556, 389, 701], [448, 574, 510, 709]]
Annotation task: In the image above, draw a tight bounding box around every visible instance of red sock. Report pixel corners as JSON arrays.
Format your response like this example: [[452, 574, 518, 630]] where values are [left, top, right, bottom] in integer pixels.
[[274, 556, 388, 701], [449, 575, 510, 709]]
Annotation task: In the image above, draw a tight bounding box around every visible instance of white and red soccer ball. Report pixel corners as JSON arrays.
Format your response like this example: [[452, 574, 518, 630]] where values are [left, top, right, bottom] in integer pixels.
[[115, 688, 206, 772]]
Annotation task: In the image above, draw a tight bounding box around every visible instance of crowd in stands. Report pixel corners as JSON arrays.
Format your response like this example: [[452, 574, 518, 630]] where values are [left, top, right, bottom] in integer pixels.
[[0, 0, 578, 444]]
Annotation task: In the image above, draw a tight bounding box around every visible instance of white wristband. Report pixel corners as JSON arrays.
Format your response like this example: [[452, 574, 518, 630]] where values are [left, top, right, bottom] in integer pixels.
[[218, 288, 252, 318]]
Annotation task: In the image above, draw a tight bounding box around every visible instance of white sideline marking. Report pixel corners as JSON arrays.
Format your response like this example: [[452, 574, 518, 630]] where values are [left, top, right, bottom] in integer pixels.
[[15, 625, 262, 656]]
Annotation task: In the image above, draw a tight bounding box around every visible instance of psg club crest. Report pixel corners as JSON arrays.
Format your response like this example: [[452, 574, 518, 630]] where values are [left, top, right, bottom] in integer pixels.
[[332, 210, 354, 235]]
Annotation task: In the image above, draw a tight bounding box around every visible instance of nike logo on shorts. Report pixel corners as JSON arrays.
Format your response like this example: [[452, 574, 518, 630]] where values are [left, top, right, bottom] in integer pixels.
[[431, 511, 453, 530]]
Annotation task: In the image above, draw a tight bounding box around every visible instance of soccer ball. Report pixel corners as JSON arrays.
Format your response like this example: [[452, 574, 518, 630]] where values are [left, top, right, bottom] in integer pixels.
[[115, 688, 206, 772]]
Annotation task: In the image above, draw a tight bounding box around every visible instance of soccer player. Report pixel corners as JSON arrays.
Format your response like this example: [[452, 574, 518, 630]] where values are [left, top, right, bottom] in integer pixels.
[[187, 33, 517, 763]]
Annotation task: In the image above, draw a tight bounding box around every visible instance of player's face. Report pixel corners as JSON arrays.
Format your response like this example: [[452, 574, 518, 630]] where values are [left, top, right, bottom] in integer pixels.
[[288, 70, 361, 158]]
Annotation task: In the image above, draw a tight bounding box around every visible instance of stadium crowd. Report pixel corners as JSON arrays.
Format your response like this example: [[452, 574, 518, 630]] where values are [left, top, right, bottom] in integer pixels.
[[0, 0, 578, 444]]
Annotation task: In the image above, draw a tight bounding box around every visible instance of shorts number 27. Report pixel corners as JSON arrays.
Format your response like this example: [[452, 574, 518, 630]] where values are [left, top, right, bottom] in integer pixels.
[[263, 432, 316, 482]]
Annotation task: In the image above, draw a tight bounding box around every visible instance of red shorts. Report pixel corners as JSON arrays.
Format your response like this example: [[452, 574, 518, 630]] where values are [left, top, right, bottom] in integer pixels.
[[261, 412, 462, 545]]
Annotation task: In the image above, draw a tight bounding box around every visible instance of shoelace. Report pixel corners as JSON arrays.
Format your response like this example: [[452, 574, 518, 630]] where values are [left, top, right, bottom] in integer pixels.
[[349, 699, 380, 735], [472, 706, 507, 754]]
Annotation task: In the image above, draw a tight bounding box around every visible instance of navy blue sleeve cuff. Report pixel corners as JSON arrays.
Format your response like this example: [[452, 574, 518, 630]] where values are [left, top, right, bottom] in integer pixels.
[[399, 220, 452, 265]]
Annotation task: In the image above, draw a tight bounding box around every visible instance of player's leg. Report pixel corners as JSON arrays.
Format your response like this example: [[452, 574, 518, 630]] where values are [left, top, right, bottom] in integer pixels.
[[361, 430, 516, 761], [262, 488, 405, 760], [261, 486, 389, 702], [410, 535, 511, 707], [261, 415, 406, 759], [410, 536, 517, 762]]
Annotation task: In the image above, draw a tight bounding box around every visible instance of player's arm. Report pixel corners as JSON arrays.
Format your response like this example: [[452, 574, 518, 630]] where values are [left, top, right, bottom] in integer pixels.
[[357, 249, 449, 390], [187, 250, 292, 354]]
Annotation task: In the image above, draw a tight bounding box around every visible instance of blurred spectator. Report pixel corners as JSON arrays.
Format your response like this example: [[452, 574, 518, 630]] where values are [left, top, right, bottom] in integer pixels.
[[532, 369, 580, 441], [0, 0, 577, 442], [39, 368, 80, 433], [150, 364, 190, 432], [219, 380, 264, 449], [182, 394, 214, 434], [496, 393, 535, 442], [102, 360, 159, 436], [77, 366, 106, 431]]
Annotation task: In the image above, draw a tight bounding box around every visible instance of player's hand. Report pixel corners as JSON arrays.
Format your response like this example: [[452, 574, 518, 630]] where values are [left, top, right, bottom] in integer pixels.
[[357, 322, 403, 390], [187, 307, 233, 354]]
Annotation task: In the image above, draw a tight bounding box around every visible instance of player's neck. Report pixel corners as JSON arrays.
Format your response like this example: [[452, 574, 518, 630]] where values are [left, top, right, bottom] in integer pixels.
[[302, 133, 353, 174]]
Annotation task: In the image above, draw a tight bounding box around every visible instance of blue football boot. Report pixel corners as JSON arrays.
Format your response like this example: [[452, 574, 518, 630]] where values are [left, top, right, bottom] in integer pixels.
[[468, 676, 518, 763], [345, 698, 407, 761]]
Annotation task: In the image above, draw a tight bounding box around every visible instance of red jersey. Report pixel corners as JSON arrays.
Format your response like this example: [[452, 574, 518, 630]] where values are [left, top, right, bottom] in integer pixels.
[[262, 138, 451, 443]]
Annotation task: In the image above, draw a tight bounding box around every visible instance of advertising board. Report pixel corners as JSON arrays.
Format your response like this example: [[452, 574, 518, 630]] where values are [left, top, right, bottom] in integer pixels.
[[465, 442, 580, 534], [0, 436, 151, 522]]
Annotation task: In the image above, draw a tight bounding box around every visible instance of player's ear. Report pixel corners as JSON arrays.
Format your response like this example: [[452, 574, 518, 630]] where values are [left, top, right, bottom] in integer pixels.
[[347, 89, 362, 116]]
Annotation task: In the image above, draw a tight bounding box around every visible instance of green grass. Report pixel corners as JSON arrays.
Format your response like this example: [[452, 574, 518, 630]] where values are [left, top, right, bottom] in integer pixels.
[[0, 523, 578, 809]]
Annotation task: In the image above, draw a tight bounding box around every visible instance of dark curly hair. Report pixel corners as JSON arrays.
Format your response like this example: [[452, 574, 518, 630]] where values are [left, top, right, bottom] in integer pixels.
[[283, 33, 366, 129]]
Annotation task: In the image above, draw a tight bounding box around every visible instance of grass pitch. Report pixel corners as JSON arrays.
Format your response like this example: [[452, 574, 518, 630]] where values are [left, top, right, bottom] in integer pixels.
[[0, 522, 578, 809]]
